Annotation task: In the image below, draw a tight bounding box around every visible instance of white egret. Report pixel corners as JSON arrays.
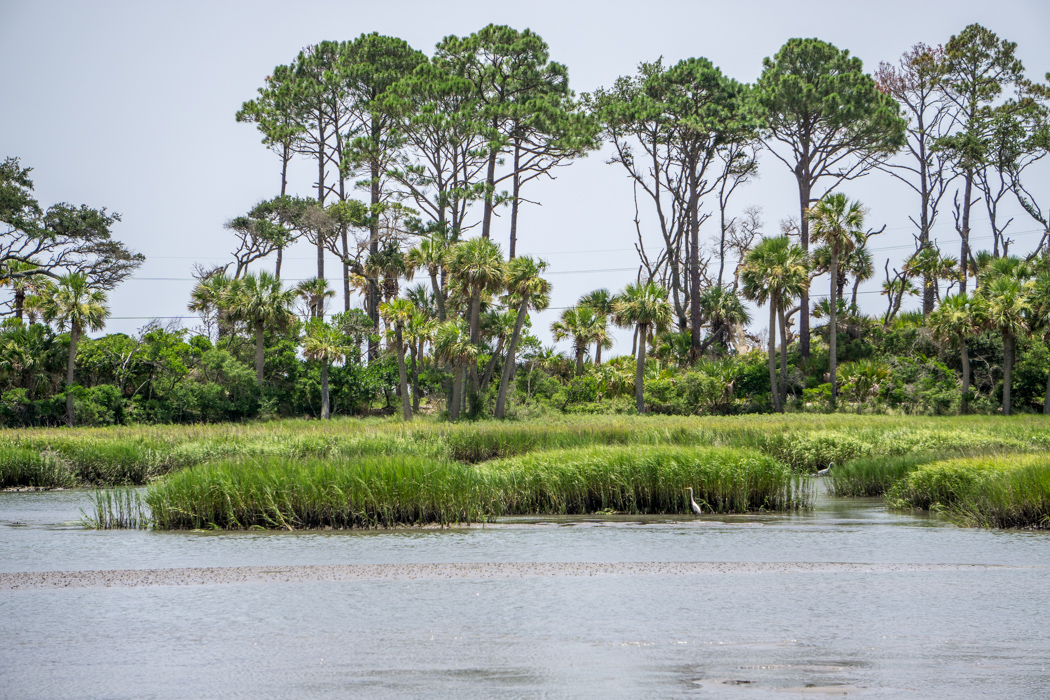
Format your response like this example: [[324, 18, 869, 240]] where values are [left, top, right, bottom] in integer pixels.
[[685, 487, 703, 515], [816, 462, 833, 476]]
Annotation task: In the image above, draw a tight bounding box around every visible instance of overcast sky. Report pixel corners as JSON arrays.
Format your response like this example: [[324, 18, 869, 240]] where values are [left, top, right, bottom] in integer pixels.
[[2, 0, 1048, 353]]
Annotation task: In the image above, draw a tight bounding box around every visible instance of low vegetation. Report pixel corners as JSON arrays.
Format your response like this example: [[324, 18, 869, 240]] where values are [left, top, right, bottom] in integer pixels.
[[142, 445, 806, 530]]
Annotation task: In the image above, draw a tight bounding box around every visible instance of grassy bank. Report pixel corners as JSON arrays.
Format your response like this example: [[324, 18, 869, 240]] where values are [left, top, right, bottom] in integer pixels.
[[141, 446, 807, 530], [888, 454, 1050, 529], [5, 414, 1050, 489]]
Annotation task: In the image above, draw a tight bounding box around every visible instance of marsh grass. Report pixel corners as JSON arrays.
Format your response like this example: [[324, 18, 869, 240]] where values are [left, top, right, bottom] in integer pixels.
[[889, 454, 1050, 529], [4, 414, 1049, 489], [0, 448, 76, 489], [144, 445, 808, 530], [82, 488, 150, 529]]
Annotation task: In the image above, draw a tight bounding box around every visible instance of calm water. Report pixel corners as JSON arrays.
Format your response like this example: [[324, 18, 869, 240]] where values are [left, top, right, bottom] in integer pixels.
[[1, 488, 1048, 698]]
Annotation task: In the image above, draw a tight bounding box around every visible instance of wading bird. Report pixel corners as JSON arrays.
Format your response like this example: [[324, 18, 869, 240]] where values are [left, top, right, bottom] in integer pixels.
[[816, 462, 833, 476], [685, 487, 703, 515]]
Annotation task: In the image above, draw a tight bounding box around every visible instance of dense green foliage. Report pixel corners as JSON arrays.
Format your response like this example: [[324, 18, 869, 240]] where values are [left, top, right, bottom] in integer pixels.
[[141, 445, 805, 530]]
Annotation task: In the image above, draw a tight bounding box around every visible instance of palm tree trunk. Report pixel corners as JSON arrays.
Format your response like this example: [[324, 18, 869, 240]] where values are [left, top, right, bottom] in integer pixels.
[[65, 325, 80, 427], [829, 249, 839, 409], [255, 319, 265, 385], [496, 302, 529, 419], [636, 322, 647, 414], [576, 345, 584, 376], [430, 271, 446, 322], [395, 325, 412, 421], [768, 301, 781, 413], [595, 342, 602, 366], [778, 303, 789, 408], [961, 340, 971, 415], [1043, 363, 1049, 415], [410, 344, 420, 412], [449, 361, 462, 421], [320, 360, 330, 420], [1002, 331, 1014, 416]]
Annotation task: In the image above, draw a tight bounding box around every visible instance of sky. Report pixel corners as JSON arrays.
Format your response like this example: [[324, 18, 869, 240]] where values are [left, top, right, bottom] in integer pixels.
[[2, 0, 1048, 354]]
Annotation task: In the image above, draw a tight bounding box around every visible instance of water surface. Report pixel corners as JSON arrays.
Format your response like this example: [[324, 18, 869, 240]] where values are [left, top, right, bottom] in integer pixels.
[[1, 488, 1047, 698]]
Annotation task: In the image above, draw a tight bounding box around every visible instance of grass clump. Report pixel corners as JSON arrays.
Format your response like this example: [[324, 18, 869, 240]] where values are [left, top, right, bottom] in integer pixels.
[[82, 488, 151, 529], [0, 448, 76, 489], [143, 445, 807, 530], [888, 454, 1050, 529]]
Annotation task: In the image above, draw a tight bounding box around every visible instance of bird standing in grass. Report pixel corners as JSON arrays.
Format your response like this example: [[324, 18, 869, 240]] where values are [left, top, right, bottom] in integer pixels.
[[816, 462, 833, 476], [685, 487, 703, 515]]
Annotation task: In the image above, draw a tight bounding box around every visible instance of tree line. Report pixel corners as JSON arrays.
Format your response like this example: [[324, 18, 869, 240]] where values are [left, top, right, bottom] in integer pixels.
[[1, 22, 1048, 426]]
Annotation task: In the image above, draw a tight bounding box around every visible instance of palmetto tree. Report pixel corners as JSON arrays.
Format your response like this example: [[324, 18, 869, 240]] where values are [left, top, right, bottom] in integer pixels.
[[406, 235, 449, 321], [37, 272, 109, 426], [380, 298, 416, 421], [578, 288, 614, 365], [612, 281, 672, 414], [0, 260, 44, 322], [447, 237, 505, 407], [980, 274, 1033, 415], [496, 256, 550, 419], [928, 292, 987, 414], [302, 320, 347, 420], [228, 271, 295, 385], [551, 305, 603, 376], [434, 319, 475, 421], [188, 272, 234, 342], [808, 193, 866, 408], [695, 285, 751, 357], [741, 235, 809, 412], [295, 277, 335, 319]]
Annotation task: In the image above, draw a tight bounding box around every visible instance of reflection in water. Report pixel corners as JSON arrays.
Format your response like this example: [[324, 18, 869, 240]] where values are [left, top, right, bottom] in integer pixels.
[[1, 489, 1048, 699]]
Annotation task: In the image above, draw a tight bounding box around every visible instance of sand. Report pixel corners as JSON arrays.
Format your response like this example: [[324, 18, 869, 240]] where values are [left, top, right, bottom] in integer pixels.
[[0, 561, 1016, 590]]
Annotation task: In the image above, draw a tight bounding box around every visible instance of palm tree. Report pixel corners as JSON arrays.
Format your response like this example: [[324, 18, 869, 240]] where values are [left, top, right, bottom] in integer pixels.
[[981, 274, 1033, 415], [741, 236, 809, 412], [380, 298, 416, 421], [302, 320, 347, 420], [37, 272, 109, 426], [695, 285, 751, 357], [447, 238, 505, 407], [434, 319, 475, 421], [406, 236, 449, 321], [928, 293, 987, 415], [496, 256, 550, 419], [1032, 267, 1050, 414], [808, 193, 866, 408], [188, 272, 234, 342], [612, 281, 672, 414], [551, 305, 603, 376], [579, 288, 614, 365], [295, 277, 334, 319], [228, 271, 295, 385]]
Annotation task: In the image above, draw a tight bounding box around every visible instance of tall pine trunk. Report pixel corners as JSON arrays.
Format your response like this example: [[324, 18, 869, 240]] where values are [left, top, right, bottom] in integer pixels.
[[778, 303, 789, 408]]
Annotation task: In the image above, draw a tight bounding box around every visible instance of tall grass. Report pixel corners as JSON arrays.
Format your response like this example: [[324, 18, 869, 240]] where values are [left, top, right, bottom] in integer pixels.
[[144, 445, 808, 530], [81, 488, 151, 529], [889, 454, 1050, 529]]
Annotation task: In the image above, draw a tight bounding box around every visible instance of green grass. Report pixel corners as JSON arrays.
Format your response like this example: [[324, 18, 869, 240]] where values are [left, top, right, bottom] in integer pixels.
[[143, 445, 808, 530], [5, 414, 1050, 489], [888, 454, 1050, 529]]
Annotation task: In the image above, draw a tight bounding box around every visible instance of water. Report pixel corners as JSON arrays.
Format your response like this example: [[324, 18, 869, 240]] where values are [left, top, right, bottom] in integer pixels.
[[1, 488, 1048, 698]]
